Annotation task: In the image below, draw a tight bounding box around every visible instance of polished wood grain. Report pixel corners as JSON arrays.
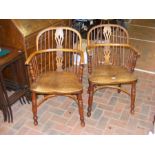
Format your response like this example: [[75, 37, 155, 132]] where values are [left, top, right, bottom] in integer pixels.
[[0, 20, 24, 52]]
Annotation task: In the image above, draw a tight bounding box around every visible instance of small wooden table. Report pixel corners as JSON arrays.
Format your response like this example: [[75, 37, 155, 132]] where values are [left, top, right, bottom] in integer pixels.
[[0, 47, 29, 123]]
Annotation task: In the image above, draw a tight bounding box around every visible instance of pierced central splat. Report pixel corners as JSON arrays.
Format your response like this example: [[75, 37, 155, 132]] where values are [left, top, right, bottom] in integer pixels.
[[103, 47, 111, 64], [55, 28, 64, 71], [55, 28, 64, 47], [103, 26, 112, 64], [103, 26, 112, 43]]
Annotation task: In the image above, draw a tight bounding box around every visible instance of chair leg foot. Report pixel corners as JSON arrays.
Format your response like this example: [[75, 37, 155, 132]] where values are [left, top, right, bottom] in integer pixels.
[[118, 84, 121, 93], [77, 93, 85, 127], [81, 120, 85, 127], [32, 92, 38, 126], [87, 111, 91, 117], [130, 82, 136, 114], [33, 117, 38, 126], [87, 83, 94, 117], [130, 110, 134, 115]]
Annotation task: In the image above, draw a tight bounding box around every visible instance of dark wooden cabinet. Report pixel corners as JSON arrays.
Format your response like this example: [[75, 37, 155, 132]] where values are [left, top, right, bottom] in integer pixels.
[[0, 48, 29, 122]]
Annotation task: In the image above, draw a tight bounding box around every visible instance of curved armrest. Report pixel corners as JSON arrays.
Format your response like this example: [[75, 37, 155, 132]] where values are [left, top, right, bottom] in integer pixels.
[[86, 43, 140, 73], [87, 43, 140, 56], [25, 48, 85, 83]]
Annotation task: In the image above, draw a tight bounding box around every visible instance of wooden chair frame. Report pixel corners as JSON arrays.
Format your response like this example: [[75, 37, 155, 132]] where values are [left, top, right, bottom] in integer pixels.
[[86, 24, 140, 117], [26, 26, 85, 127]]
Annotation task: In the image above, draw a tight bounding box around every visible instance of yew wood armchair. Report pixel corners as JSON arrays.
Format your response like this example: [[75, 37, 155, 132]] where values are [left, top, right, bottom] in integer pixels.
[[86, 24, 140, 117], [25, 27, 85, 127]]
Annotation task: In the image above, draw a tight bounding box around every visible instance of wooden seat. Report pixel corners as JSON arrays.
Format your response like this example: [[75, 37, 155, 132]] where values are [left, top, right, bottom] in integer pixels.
[[89, 65, 137, 85], [26, 27, 85, 127], [87, 24, 140, 117], [31, 71, 82, 94]]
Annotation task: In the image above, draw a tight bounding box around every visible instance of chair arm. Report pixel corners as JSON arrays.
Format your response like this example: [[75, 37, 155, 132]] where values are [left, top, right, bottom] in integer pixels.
[[87, 43, 140, 74], [25, 51, 38, 66]]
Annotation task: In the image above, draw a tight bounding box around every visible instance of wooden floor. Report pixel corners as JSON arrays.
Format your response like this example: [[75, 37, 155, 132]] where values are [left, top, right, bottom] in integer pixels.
[[130, 19, 155, 27], [128, 19, 155, 72]]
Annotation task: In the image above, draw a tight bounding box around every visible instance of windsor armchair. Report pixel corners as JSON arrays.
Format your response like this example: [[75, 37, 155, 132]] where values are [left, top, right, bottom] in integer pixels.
[[25, 27, 85, 127], [86, 24, 140, 117]]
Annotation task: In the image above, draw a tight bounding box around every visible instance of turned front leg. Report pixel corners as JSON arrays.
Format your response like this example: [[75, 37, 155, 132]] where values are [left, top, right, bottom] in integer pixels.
[[87, 82, 94, 117], [130, 81, 136, 114], [77, 93, 85, 127], [32, 92, 38, 125]]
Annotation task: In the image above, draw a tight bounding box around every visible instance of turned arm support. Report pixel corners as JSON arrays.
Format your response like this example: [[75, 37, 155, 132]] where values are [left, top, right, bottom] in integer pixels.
[[86, 46, 93, 74], [25, 51, 40, 83], [124, 46, 140, 72], [78, 50, 84, 82], [25, 59, 37, 83]]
